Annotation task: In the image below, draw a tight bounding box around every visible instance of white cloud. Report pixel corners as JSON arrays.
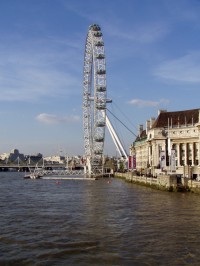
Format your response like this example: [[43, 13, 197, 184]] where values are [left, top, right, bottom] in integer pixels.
[[129, 98, 169, 107], [154, 51, 200, 83], [0, 68, 79, 102], [36, 113, 80, 124]]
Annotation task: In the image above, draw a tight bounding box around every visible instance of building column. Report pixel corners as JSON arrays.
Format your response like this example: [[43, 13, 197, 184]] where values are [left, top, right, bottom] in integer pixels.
[[147, 143, 153, 175], [148, 143, 151, 167], [177, 143, 180, 167], [155, 142, 159, 168], [192, 142, 195, 166], [197, 110, 200, 166], [198, 140, 200, 166], [185, 143, 188, 166]]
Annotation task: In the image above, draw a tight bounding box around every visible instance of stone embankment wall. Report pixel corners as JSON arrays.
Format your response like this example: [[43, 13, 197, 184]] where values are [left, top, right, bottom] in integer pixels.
[[115, 172, 178, 191], [183, 178, 200, 194], [114, 172, 200, 193]]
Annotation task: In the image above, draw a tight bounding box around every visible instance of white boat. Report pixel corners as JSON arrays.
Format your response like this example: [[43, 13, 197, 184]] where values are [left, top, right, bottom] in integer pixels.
[[24, 172, 43, 179], [24, 164, 46, 179]]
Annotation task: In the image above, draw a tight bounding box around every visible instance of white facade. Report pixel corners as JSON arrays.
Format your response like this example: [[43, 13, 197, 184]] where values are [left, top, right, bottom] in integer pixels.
[[130, 109, 200, 180], [44, 155, 65, 164]]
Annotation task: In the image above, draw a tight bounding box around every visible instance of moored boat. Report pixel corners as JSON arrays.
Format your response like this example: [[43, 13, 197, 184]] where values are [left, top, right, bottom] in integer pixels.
[[24, 164, 46, 179]]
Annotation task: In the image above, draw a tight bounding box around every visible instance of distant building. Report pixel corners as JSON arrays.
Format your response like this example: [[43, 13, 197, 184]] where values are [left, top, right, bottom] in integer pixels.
[[0, 149, 25, 163], [43, 155, 65, 164], [130, 108, 200, 180], [25, 153, 43, 164]]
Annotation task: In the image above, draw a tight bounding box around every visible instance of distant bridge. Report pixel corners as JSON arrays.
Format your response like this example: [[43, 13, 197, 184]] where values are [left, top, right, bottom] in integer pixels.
[[0, 163, 74, 172], [0, 163, 112, 179]]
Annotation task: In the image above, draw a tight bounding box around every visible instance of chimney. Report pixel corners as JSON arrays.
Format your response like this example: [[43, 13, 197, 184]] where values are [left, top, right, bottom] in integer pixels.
[[138, 124, 143, 137], [158, 109, 167, 115], [146, 120, 150, 134], [150, 117, 155, 129]]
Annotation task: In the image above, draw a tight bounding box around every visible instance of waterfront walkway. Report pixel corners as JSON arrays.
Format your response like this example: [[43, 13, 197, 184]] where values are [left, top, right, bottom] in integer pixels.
[[115, 172, 200, 194]]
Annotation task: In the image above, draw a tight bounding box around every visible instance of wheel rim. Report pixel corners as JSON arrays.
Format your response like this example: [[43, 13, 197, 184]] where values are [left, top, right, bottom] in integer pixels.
[[83, 24, 107, 176]]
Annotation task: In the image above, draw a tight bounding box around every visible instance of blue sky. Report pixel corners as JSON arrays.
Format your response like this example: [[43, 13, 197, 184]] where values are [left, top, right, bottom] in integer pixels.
[[0, 0, 200, 156]]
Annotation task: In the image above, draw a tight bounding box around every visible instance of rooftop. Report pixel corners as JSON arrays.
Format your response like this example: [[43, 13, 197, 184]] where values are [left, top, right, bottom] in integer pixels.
[[152, 108, 199, 128]]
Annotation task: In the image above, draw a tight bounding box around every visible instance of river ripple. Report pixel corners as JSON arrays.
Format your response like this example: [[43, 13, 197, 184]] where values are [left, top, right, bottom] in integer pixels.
[[1, 172, 200, 265]]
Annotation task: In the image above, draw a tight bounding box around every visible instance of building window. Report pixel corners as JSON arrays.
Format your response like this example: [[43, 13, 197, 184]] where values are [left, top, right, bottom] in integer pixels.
[[172, 144, 177, 157], [180, 160, 185, 166]]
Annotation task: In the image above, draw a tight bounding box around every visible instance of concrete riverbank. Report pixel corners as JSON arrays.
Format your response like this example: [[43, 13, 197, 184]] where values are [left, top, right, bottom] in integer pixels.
[[115, 172, 200, 194]]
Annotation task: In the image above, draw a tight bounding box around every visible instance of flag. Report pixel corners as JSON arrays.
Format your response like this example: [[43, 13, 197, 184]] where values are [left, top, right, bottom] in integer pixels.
[[160, 151, 166, 169], [170, 149, 176, 171]]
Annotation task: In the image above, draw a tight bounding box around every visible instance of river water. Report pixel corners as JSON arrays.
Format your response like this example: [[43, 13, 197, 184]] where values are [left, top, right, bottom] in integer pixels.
[[1, 172, 200, 266]]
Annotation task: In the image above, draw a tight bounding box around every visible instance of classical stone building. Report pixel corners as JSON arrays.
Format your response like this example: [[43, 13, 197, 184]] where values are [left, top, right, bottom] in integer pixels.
[[130, 108, 200, 180]]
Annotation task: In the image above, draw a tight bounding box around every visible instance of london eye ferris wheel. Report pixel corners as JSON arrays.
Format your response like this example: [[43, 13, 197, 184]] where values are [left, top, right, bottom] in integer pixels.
[[82, 24, 109, 176]]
